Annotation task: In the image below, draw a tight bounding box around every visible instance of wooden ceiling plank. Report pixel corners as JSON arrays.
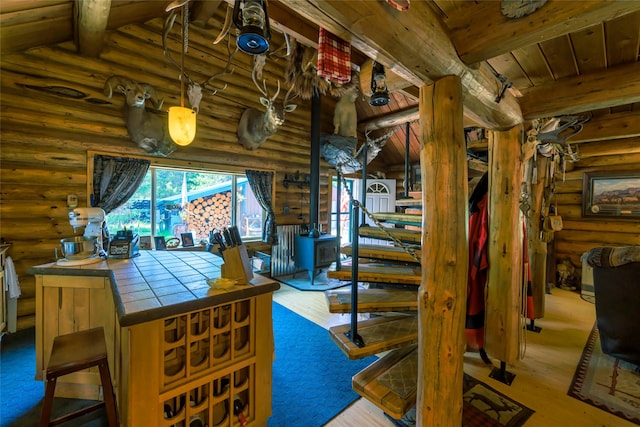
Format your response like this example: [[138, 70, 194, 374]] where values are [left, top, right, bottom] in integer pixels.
[[446, 0, 640, 65], [520, 62, 640, 119], [512, 45, 553, 87], [570, 111, 640, 143], [604, 11, 640, 67], [539, 35, 579, 81], [289, 0, 522, 130], [487, 53, 531, 91], [570, 23, 606, 74]]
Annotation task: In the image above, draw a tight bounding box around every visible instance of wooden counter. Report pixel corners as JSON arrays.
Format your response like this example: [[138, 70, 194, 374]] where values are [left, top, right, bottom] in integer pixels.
[[29, 250, 280, 426]]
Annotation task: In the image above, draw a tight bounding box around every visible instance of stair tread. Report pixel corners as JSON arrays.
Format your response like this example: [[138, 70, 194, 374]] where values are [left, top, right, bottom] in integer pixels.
[[328, 314, 418, 360], [341, 244, 421, 264], [371, 212, 421, 227], [325, 288, 418, 313], [395, 198, 422, 207], [327, 262, 422, 286], [353, 344, 418, 419], [358, 226, 422, 244]]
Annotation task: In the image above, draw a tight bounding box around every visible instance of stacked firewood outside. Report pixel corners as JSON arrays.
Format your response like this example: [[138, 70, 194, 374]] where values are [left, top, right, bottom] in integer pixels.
[[183, 191, 232, 240]]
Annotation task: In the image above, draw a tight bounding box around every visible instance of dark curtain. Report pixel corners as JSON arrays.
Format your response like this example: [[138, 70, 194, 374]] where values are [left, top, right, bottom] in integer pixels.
[[92, 155, 150, 240], [245, 170, 277, 245]]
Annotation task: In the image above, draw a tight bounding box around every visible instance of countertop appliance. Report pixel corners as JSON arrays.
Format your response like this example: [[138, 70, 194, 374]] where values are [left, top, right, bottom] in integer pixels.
[[56, 208, 107, 266], [108, 229, 140, 259]]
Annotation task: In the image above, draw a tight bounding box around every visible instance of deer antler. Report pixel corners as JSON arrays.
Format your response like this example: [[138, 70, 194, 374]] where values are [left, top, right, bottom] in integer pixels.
[[251, 64, 270, 99]]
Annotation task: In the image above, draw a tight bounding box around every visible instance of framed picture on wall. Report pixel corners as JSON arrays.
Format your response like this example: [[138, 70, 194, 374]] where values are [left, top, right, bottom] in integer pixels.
[[582, 170, 640, 218]]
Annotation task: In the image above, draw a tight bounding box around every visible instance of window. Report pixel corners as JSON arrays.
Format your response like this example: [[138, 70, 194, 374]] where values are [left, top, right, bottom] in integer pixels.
[[105, 166, 264, 243]]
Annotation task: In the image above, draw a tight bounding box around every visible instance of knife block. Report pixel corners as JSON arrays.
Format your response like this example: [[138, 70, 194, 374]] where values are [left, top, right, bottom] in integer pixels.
[[221, 245, 254, 285]]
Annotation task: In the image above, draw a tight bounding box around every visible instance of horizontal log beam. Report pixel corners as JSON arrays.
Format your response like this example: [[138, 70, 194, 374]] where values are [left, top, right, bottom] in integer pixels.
[[520, 63, 640, 119], [570, 111, 640, 143], [447, 1, 640, 65], [288, 0, 522, 130], [577, 136, 640, 158]]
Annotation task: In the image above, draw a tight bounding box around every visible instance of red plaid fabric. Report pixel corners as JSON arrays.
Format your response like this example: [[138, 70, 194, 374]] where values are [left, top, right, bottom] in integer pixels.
[[317, 27, 351, 84]]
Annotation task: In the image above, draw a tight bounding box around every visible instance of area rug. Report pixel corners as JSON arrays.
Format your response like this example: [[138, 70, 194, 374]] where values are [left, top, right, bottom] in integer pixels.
[[270, 301, 377, 426], [275, 269, 350, 291], [386, 373, 534, 427], [568, 323, 640, 424]]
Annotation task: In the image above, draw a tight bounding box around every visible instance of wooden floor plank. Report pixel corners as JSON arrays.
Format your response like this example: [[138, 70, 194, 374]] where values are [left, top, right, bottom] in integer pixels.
[[328, 314, 418, 359], [326, 288, 418, 313]]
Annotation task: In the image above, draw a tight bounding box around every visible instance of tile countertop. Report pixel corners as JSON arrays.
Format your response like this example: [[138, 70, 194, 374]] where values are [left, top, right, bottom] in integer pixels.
[[28, 250, 280, 327]]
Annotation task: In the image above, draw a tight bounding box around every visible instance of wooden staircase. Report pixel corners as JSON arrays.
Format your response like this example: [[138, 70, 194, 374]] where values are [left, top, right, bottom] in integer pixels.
[[325, 193, 424, 420]]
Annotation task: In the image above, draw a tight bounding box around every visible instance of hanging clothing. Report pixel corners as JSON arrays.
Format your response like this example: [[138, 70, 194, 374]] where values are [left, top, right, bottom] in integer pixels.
[[5, 256, 21, 299], [523, 222, 535, 320], [317, 27, 351, 84], [466, 173, 489, 352]]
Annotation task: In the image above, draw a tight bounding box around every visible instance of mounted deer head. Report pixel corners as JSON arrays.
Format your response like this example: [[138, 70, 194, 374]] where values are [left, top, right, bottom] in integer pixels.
[[237, 66, 297, 150]]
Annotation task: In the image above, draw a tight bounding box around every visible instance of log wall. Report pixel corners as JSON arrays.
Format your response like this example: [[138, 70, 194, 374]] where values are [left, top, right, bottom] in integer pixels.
[[0, 16, 339, 331], [551, 138, 640, 284]]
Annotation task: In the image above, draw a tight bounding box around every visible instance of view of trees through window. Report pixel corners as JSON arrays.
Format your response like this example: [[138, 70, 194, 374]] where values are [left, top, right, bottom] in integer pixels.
[[106, 167, 264, 244]]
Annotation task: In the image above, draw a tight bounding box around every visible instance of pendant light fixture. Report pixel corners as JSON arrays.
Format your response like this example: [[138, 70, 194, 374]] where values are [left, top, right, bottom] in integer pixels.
[[369, 61, 390, 107], [168, 4, 196, 146], [233, 0, 271, 55]]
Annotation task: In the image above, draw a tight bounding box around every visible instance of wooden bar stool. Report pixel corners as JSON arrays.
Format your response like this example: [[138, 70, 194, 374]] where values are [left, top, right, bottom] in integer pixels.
[[40, 327, 119, 426]]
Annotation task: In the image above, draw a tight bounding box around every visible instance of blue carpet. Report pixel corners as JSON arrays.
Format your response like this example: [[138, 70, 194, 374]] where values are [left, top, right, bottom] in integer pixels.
[[0, 304, 376, 426], [269, 302, 377, 426]]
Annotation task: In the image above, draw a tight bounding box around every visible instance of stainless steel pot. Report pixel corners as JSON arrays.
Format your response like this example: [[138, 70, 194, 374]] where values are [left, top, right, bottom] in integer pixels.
[[60, 236, 98, 260]]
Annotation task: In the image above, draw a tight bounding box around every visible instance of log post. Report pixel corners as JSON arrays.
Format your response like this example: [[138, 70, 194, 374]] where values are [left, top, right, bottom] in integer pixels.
[[526, 155, 550, 319], [417, 75, 467, 426], [485, 125, 525, 363]]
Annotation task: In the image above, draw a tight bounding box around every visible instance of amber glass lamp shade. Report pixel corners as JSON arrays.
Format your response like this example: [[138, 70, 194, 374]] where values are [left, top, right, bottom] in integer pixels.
[[168, 106, 196, 146]]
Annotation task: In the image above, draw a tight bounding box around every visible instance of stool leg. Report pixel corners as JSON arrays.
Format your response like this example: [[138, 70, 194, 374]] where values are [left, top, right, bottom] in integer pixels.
[[98, 362, 119, 426], [40, 378, 57, 427]]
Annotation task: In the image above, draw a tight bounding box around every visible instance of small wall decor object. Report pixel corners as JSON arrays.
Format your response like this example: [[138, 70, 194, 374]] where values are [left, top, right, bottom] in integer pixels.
[[181, 232, 195, 247], [139, 236, 152, 250], [154, 236, 167, 250], [582, 170, 640, 218]]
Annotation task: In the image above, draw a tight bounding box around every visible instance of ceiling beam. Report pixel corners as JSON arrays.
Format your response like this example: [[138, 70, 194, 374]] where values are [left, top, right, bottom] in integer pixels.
[[519, 62, 640, 119], [363, 107, 419, 131], [570, 111, 640, 143], [446, 1, 640, 66], [76, 0, 111, 57], [285, 0, 522, 130]]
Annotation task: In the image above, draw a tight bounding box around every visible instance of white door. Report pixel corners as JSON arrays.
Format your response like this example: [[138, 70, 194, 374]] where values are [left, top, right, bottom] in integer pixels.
[[358, 179, 396, 245]]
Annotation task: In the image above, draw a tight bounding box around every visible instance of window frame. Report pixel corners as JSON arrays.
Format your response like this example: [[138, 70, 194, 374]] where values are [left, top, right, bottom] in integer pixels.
[[87, 151, 276, 243]]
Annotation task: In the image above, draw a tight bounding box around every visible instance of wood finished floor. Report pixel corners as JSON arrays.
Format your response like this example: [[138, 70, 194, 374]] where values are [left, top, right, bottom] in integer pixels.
[[272, 283, 635, 427]]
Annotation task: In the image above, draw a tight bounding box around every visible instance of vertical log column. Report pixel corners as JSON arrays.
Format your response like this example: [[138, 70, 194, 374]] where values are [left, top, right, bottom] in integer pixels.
[[527, 155, 549, 319], [417, 76, 468, 426], [485, 125, 524, 364]]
